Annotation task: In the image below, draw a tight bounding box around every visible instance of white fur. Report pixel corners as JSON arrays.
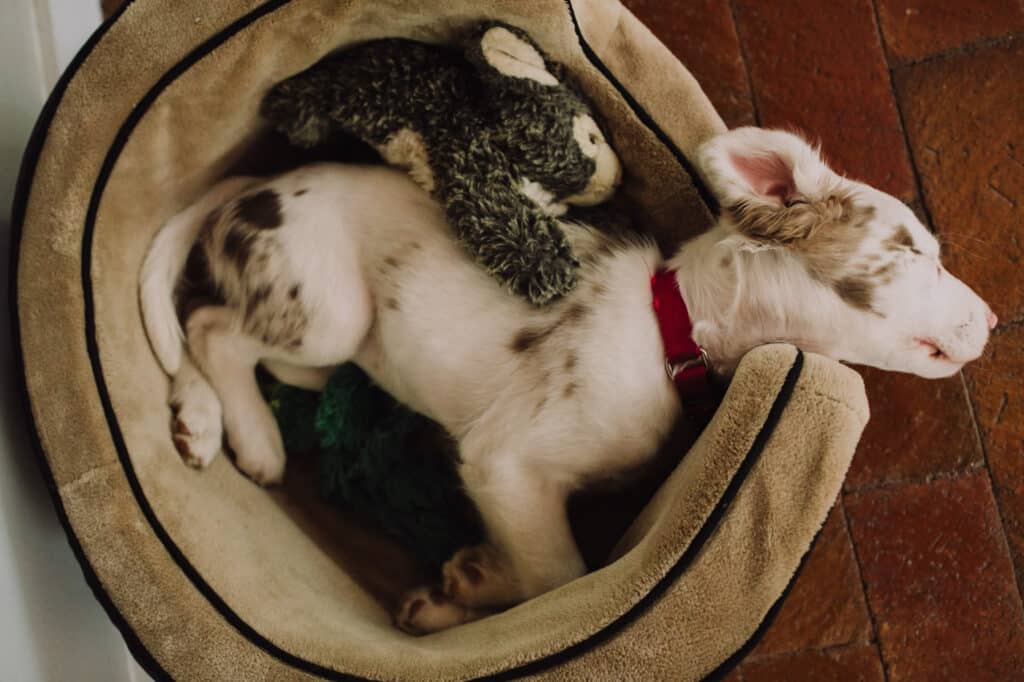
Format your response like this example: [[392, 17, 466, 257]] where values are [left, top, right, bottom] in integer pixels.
[[139, 128, 993, 633]]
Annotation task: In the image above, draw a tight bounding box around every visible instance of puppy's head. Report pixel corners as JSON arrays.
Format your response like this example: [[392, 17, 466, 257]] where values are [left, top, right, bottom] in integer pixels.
[[699, 127, 994, 378]]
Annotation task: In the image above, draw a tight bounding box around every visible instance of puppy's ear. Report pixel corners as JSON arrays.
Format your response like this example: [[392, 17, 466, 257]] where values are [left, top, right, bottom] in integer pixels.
[[698, 128, 846, 245]]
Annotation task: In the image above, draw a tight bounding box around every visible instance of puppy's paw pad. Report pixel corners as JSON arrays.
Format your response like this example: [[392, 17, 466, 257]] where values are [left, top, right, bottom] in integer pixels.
[[441, 545, 514, 607], [442, 550, 488, 600], [394, 586, 471, 635], [173, 433, 208, 469], [169, 402, 221, 469]]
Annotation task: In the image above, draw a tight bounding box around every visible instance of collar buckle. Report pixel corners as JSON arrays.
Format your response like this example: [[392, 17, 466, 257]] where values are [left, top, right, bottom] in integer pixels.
[[665, 347, 712, 382]]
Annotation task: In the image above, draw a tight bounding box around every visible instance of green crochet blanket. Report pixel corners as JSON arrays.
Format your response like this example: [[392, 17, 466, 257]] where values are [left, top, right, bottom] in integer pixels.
[[270, 365, 483, 575]]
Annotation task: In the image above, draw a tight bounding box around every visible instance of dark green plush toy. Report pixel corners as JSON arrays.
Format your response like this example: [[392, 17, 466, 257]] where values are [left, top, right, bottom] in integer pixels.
[[271, 365, 482, 575], [261, 21, 622, 305]]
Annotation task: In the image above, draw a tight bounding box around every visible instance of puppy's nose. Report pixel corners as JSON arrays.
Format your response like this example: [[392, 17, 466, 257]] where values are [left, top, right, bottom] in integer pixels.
[[986, 309, 998, 330]]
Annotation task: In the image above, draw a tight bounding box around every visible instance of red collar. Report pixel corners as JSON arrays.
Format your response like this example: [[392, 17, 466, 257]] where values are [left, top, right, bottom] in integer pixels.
[[651, 268, 718, 423]]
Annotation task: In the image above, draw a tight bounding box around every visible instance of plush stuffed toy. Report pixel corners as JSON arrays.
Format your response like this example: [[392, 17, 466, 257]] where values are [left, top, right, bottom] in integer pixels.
[[271, 365, 483, 575], [261, 21, 622, 305]]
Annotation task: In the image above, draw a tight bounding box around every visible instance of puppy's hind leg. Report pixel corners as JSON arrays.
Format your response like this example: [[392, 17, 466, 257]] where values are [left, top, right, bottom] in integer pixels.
[[455, 459, 586, 605], [260, 360, 335, 392], [395, 456, 586, 634], [186, 305, 286, 485]]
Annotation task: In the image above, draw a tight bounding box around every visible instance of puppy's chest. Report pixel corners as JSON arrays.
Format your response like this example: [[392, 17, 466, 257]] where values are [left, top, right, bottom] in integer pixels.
[[488, 277, 681, 480], [360, 220, 680, 476], [522, 332, 680, 476]]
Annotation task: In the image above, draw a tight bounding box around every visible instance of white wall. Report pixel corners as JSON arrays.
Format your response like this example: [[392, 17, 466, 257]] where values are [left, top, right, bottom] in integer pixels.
[[1, 1, 150, 680]]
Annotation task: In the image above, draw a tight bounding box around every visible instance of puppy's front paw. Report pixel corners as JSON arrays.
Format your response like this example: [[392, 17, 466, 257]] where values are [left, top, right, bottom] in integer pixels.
[[394, 586, 484, 635], [169, 382, 222, 469]]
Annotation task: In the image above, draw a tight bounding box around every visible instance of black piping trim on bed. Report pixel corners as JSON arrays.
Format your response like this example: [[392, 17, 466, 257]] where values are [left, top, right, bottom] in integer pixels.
[[7, 2, 817, 681]]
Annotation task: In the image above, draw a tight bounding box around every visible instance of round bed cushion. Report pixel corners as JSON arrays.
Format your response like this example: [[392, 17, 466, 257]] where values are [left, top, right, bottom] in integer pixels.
[[11, 0, 869, 679]]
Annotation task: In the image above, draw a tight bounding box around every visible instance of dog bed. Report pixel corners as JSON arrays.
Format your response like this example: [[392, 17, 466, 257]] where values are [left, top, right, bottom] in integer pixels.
[[10, 0, 870, 679]]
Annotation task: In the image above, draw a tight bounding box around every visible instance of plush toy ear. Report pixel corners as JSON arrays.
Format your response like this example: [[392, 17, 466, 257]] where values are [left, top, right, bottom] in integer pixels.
[[467, 22, 561, 89], [698, 127, 848, 244]]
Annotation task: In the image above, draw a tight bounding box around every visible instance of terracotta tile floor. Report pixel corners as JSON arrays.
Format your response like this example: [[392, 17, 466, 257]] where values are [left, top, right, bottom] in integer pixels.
[[99, 1, 1024, 676], [623, 0, 1024, 677]]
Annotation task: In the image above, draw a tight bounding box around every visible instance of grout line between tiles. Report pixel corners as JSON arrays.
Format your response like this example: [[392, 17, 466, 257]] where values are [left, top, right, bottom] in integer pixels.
[[740, 636, 880, 665], [958, 370, 1024, 608], [838, 495, 891, 681], [726, 0, 761, 127], [890, 30, 1024, 71], [867, 0, 934, 222], [993, 317, 1024, 334], [843, 461, 986, 496]]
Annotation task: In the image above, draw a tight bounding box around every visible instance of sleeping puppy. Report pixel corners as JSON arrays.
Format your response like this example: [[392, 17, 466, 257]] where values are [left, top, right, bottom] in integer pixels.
[[140, 128, 995, 633]]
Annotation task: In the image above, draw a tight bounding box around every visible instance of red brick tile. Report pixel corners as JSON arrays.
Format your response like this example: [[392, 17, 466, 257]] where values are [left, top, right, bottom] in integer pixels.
[[845, 367, 982, 490], [894, 37, 1024, 323], [740, 644, 885, 682], [622, 0, 755, 128], [845, 472, 1024, 681], [964, 324, 1024, 597], [875, 0, 1024, 64], [732, 0, 916, 200], [751, 504, 872, 656]]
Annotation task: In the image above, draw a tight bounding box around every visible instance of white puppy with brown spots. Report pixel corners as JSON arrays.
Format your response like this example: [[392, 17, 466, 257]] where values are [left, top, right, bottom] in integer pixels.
[[140, 127, 995, 633]]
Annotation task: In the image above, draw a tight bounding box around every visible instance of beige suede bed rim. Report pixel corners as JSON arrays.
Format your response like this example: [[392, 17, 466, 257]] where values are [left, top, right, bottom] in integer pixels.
[[10, 2, 798, 680], [6, 0, 163, 676]]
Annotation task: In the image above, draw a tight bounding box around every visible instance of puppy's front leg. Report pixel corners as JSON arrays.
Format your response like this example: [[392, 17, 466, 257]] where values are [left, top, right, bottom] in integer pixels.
[[186, 305, 286, 485], [168, 353, 223, 469]]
